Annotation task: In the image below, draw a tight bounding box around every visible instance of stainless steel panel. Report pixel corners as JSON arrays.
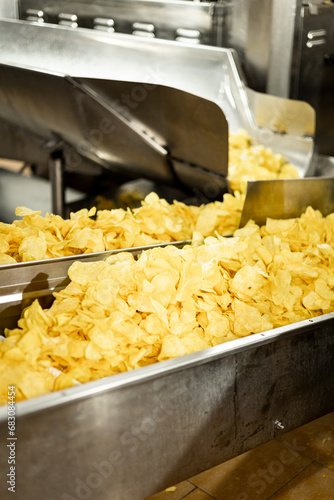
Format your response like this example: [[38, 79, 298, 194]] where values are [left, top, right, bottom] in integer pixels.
[[15, 0, 334, 158], [239, 177, 334, 228], [266, 0, 303, 98], [292, 3, 334, 156], [0, 118, 49, 168], [76, 77, 229, 176], [245, 87, 316, 177], [218, 0, 304, 99], [0, 307, 333, 499], [313, 153, 334, 178], [245, 87, 315, 139], [0, 66, 171, 183], [224, 0, 276, 92], [19, 0, 218, 44], [0, 0, 18, 19], [227, 0, 334, 156]]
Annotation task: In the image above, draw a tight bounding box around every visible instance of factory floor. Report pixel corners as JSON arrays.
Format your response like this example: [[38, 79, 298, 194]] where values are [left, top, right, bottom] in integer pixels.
[[146, 411, 334, 500]]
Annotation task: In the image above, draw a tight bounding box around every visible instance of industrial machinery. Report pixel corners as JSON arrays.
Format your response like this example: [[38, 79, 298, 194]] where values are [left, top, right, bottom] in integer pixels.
[[6, 0, 334, 156], [0, 3, 320, 218], [0, 2, 333, 500], [0, 0, 333, 217]]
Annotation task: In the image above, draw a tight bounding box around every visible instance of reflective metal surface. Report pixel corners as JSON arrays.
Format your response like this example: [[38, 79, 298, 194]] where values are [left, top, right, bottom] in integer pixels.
[[0, 0, 18, 19], [0, 62, 229, 194], [292, 3, 334, 157], [12, 0, 334, 157], [225, 0, 334, 156], [18, 0, 222, 45], [239, 177, 334, 228], [0, 19, 315, 178]]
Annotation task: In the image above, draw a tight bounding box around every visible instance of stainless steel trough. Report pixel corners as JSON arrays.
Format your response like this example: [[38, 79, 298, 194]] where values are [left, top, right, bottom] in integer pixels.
[[0, 245, 333, 500]]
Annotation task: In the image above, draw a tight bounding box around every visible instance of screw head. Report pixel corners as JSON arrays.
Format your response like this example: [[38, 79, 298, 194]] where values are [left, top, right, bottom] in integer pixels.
[[274, 420, 285, 431]]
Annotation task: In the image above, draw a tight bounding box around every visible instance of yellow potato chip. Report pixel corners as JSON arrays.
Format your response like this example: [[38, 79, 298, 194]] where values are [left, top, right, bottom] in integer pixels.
[[233, 299, 273, 336], [15, 207, 42, 217], [68, 261, 111, 285], [0, 253, 16, 264], [19, 235, 47, 261], [230, 265, 268, 301]]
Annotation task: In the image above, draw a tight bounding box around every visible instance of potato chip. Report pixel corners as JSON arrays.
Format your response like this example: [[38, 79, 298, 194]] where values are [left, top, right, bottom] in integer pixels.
[[19, 235, 47, 261], [68, 261, 111, 285], [230, 265, 268, 301], [15, 207, 42, 217], [0, 254, 16, 265], [302, 291, 330, 311]]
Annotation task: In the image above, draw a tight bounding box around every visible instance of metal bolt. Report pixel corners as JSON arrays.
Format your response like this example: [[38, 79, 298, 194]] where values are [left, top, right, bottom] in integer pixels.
[[274, 420, 285, 431]]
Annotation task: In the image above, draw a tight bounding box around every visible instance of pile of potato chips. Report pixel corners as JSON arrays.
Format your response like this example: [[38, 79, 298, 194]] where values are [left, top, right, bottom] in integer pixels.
[[228, 130, 299, 194], [1, 206, 334, 404], [0, 192, 244, 264], [0, 130, 299, 265]]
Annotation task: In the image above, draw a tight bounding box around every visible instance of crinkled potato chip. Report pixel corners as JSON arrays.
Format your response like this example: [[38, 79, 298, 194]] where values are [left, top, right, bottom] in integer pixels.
[[19, 235, 47, 262], [0, 254, 16, 265]]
